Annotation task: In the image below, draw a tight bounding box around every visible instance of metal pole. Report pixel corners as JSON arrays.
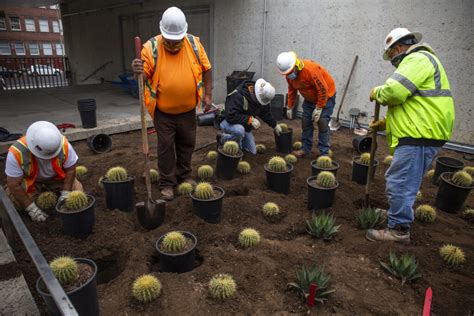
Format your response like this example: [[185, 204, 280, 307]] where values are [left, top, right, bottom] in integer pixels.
[[260, 0, 267, 77]]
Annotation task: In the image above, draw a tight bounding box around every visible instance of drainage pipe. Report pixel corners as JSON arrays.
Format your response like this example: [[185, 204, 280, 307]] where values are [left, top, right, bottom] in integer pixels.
[[260, 0, 268, 77]]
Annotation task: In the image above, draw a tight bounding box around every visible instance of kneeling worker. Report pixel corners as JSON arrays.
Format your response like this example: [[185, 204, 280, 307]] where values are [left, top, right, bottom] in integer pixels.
[[5, 121, 82, 222], [218, 78, 282, 154]]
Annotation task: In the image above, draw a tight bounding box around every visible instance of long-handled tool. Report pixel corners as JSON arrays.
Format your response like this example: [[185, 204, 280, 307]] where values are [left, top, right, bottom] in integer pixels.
[[329, 55, 359, 131], [134, 36, 166, 230], [365, 102, 381, 207]]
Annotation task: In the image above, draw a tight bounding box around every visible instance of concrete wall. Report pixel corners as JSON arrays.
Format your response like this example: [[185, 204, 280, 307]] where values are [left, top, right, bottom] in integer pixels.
[[61, 0, 473, 144]]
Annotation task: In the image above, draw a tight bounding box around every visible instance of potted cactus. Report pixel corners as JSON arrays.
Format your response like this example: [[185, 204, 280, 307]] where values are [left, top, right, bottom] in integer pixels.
[[156, 231, 197, 273], [190, 182, 225, 223], [216, 141, 243, 180], [101, 166, 135, 212], [56, 191, 95, 239], [36, 256, 99, 316], [311, 156, 340, 177], [432, 156, 464, 185], [264, 156, 294, 195], [435, 170, 473, 213], [307, 171, 339, 210], [274, 123, 293, 153], [351, 153, 379, 185]]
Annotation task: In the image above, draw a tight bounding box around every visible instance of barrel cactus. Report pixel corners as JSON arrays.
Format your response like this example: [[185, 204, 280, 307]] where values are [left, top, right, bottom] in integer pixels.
[[198, 165, 214, 179], [75, 165, 88, 178], [98, 176, 104, 189], [426, 169, 435, 180], [451, 171, 472, 187], [194, 182, 215, 200], [177, 182, 193, 196], [267, 156, 287, 172], [359, 153, 371, 165], [316, 171, 337, 188], [222, 141, 240, 156], [36, 191, 57, 210], [106, 166, 128, 182], [150, 169, 159, 184], [316, 156, 333, 169], [65, 191, 89, 211], [256, 144, 266, 154], [161, 231, 187, 253], [328, 149, 334, 157], [463, 166, 474, 177], [416, 191, 422, 202], [383, 155, 393, 166], [462, 208, 474, 222], [238, 228, 261, 248], [237, 161, 251, 174], [439, 244, 465, 266], [285, 154, 297, 165], [207, 150, 218, 160], [50, 256, 79, 286], [262, 202, 280, 217], [278, 123, 289, 133], [209, 273, 236, 300], [415, 204, 436, 223], [132, 274, 161, 303], [293, 141, 302, 150]]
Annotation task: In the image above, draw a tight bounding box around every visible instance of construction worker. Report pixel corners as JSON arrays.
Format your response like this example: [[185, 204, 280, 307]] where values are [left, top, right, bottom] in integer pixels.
[[366, 28, 454, 242], [218, 78, 281, 153], [4, 121, 83, 222], [131, 6, 212, 201], [276, 51, 336, 158]]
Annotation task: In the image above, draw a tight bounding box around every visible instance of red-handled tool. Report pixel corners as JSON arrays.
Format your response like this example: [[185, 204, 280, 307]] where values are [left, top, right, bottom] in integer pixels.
[[307, 283, 317, 307], [423, 287, 433, 316]]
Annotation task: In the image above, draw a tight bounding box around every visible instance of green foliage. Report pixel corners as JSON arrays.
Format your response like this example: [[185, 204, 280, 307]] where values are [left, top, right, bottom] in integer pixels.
[[238, 228, 261, 248], [209, 274, 236, 300], [380, 252, 421, 285], [278, 123, 289, 133], [177, 182, 193, 196], [65, 191, 89, 211], [237, 161, 251, 174], [359, 153, 371, 165], [198, 165, 214, 179], [288, 264, 335, 304], [222, 141, 240, 156], [285, 154, 297, 165], [132, 274, 161, 303], [106, 166, 128, 182], [262, 202, 280, 217], [451, 171, 472, 187], [306, 212, 340, 240], [194, 182, 215, 200], [75, 165, 88, 178], [356, 207, 384, 229], [293, 141, 302, 150], [383, 155, 393, 166], [463, 166, 474, 177], [161, 231, 187, 253], [316, 156, 333, 169], [415, 204, 436, 223], [207, 150, 218, 160], [439, 244, 465, 266], [267, 156, 287, 172], [150, 169, 159, 184], [316, 171, 336, 188], [256, 144, 266, 154], [50, 256, 79, 286], [36, 191, 57, 210], [426, 169, 435, 180]]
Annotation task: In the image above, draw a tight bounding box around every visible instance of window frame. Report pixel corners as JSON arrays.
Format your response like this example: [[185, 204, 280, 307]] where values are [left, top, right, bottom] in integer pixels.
[[29, 43, 40, 56], [0, 17, 6, 30], [52, 20, 60, 33], [14, 42, 26, 56], [0, 42, 11, 55], [25, 18, 36, 32], [10, 16, 21, 31], [39, 19, 49, 32], [42, 42, 53, 55], [55, 43, 64, 56]]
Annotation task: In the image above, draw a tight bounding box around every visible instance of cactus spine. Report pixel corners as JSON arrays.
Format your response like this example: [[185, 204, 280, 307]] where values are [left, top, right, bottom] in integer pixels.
[[106, 166, 128, 182], [150, 169, 159, 184], [256, 144, 266, 154], [359, 153, 371, 165], [198, 165, 214, 179], [237, 161, 251, 174], [209, 274, 236, 300], [463, 166, 474, 177], [278, 123, 289, 133], [222, 141, 240, 156], [285, 154, 297, 165], [316, 171, 336, 188], [451, 171, 472, 187], [132, 274, 161, 303], [65, 191, 89, 211], [383, 155, 393, 166], [262, 202, 280, 217], [415, 204, 436, 222], [50, 256, 79, 286], [416, 191, 422, 202], [194, 182, 215, 200], [316, 156, 333, 169], [161, 231, 187, 253], [267, 156, 287, 172], [293, 141, 302, 150], [177, 182, 193, 196], [75, 165, 88, 178], [207, 150, 218, 160], [439, 244, 465, 266], [36, 192, 57, 210], [239, 228, 260, 248]]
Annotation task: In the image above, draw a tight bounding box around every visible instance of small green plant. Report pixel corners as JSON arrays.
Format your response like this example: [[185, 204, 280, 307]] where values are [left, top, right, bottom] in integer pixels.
[[267, 156, 287, 172], [415, 204, 436, 223], [64, 191, 89, 211], [237, 161, 251, 174], [150, 169, 159, 184], [315, 156, 333, 169], [75, 165, 88, 178], [132, 274, 161, 303], [285, 154, 297, 165], [358, 153, 371, 165], [177, 182, 193, 196], [238, 228, 261, 248], [98, 176, 104, 189], [256, 144, 266, 154], [198, 165, 214, 179], [288, 264, 335, 304], [194, 182, 215, 200], [278, 123, 289, 133], [451, 170, 472, 187], [462, 208, 474, 223], [207, 150, 218, 160], [161, 231, 187, 253], [380, 252, 421, 285], [50, 256, 79, 286], [315, 171, 336, 188], [36, 191, 57, 210], [306, 212, 340, 240], [209, 274, 236, 300], [426, 169, 435, 180], [293, 141, 302, 150], [222, 141, 240, 156], [106, 166, 128, 182], [439, 244, 465, 266], [463, 166, 474, 177], [356, 207, 384, 229], [383, 155, 393, 166], [262, 202, 280, 217], [416, 190, 422, 202]]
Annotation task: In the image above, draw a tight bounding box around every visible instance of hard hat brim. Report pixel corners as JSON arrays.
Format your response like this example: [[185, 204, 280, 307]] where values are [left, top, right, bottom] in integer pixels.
[[160, 23, 187, 41], [383, 31, 423, 60]]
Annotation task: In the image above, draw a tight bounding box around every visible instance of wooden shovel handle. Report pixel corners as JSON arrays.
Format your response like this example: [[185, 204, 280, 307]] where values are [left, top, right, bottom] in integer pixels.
[[365, 102, 380, 206]]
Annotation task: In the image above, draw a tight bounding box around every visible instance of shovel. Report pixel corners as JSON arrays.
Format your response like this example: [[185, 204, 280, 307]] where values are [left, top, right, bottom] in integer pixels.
[[365, 102, 380, 207], [134, 36, 166, 230], [329, 55, 358, 131]]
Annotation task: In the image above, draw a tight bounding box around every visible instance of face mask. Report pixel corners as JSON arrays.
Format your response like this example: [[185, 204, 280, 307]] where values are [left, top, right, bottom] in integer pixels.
[[163, 40, 183, 53], [287, 69, 298, 80], [390, 53, 406, 68]]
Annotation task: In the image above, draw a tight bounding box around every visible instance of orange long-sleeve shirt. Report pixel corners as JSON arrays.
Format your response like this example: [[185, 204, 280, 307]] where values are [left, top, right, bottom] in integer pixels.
[[286, 59, 336, 109]]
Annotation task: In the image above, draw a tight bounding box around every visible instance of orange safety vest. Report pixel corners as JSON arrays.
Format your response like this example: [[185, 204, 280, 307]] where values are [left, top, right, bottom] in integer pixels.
[[8, 136, 69, 193], [141, 34, 204, 118]]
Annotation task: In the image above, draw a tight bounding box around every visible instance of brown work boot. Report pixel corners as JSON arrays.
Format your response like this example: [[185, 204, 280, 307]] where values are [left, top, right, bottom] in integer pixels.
[[366, 227, 410, 243], [160, 187, 174, 201], [292, 149, 308, 158], [182, 178, 197, 186]]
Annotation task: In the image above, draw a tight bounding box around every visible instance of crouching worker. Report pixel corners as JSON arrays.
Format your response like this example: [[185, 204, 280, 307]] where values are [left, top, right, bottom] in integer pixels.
[[4, 121, 82, 222], [218, 78, 281, 154]]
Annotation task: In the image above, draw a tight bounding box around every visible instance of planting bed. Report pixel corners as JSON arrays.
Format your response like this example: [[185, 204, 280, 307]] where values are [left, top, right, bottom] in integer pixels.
[[1, 121, 473, 315]]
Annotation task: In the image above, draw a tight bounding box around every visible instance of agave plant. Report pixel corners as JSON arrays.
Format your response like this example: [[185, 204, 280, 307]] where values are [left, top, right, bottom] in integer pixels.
[[356, 207, 385, 229], [288, 264, 336, 304], [306, 212, 340, 240], [380, 252, 421, 285]]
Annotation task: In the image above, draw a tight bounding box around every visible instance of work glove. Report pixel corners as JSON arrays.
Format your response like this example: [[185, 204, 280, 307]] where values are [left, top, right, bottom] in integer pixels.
[[369, 87, 378, 102], [25, 202, 48, 222], [250, 117, 261, 130], [58, 190, 70, 205], [274, 124, 282, 136], [368, 118, 386, 133], [286, 108, 293, 120], [312, 107, 323, 123]]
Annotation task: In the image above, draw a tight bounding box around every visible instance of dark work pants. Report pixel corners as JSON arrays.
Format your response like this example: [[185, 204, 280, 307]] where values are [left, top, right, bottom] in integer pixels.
[[153, 108, 196, 189]]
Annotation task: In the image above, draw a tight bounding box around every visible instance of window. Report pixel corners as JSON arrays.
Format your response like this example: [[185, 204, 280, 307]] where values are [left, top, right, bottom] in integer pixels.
[[0, 42, 11, 55], [10, 17, 21, 31], [55, 43, 64, 55], [39, 19, 49, 32], [52, 20, 59, 33], [0, 17, 6, 30], [14, 43, 25, 55], [42, 42, 52, 55], [25, 18, 35, 32], [29, 43, 39, 55]]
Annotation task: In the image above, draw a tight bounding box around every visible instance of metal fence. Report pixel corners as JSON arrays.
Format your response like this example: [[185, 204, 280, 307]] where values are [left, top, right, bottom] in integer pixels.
[[0, 57, 72, 90]]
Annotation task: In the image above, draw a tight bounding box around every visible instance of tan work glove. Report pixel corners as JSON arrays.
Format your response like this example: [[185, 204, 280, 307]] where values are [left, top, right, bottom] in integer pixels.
[[25, 202, 48, 222], [368, 118, 386, 133]]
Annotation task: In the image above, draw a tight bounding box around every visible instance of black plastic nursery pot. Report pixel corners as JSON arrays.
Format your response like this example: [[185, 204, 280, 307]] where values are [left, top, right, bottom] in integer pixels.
[[435, 172, 473, 213], [56, 195, 95, 239], [433, 156, 464, 185], [216, 148, 243, 180], [352, 135, 376, 154], [191, 186, 225, 224], [87, 133, 112, 154], [351, 157, 379, 185], [102, 177, 135, 212], [36, 258, 99, 316], [307, 176, 339, 210], [77, 98, 97, 129], [311, 160, 340, 177], [264, 164, 294, 195], [274, 128, 293, 154], [156, 231, 197, 273]]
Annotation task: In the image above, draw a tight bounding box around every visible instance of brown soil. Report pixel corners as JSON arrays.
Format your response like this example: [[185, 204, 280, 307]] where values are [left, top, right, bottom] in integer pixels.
[[1, 122, 473, 315], [62, 263, 94, 293]]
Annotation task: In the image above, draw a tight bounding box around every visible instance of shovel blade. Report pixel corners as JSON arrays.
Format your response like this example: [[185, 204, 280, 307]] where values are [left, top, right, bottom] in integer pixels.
[[136, 199, 166, 230], [329, 118, 341, 131]]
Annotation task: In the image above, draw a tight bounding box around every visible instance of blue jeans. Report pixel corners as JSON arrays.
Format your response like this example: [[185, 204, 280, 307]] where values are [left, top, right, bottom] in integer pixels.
[[385, 145, 440, 228], [301, 95, 336, 155], [219, 120, 257, 154]]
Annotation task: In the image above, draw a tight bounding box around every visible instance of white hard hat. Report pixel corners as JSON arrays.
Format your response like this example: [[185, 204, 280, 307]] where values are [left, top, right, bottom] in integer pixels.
[[160, 6, 188, 41], [255, 78, 276, 105], [383, 28, 422, 60], [26, 121, 63, 159], [276, 52, 297, 75]]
